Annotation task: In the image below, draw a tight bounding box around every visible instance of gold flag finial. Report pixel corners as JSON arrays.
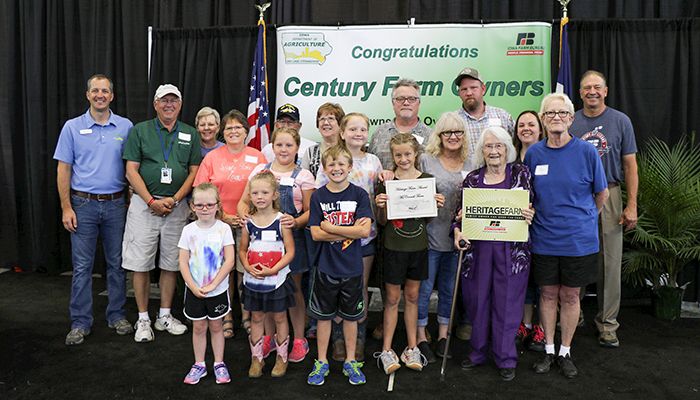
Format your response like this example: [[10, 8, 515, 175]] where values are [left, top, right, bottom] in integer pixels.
[[255, 2, 271, 20]]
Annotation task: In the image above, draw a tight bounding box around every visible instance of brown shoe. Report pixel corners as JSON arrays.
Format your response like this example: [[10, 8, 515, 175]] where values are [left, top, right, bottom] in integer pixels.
[[455, 324, 472, 341], [249, 337, 265, 378], [332, 339, 346, 362], [371, 324, 383, 340], [271, 337, 289, 377], [355, 339, 365, 362]]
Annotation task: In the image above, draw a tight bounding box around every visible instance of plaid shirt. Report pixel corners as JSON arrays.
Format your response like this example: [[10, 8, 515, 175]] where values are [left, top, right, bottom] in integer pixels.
[[368, 120, 432, 169], [457, 104, 514, 165]]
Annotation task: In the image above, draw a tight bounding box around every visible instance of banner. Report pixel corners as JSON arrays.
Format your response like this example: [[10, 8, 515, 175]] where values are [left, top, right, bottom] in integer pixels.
[[461, 188, 529, 242], [276, 23, 552, 142]]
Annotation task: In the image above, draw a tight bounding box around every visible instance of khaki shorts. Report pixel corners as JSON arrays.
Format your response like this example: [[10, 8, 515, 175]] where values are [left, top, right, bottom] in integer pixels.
[[122, 194, 189, 272]]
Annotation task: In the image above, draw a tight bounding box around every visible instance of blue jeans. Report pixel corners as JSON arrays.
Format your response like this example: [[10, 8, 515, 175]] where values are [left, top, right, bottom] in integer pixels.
[[69, 194, 127, 329], [418, 249, 458, 327]]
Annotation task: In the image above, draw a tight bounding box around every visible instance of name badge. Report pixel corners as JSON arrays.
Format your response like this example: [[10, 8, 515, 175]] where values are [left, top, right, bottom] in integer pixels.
[[79, 129, 93, 135], [161, 167, 173, 184], [261, 230, 277, 242], [338, 201, 357, 213], [534, 164, 549, 176], [488, 118, 502, 127], [245, 155, 259, 164], [280, 177, 294, 187], [412, 134, 425, 145], [178, 132, 191, 141]]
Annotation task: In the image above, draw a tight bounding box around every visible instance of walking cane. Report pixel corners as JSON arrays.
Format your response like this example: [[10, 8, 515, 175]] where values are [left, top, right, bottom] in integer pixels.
[[440, 239, 468, 382]]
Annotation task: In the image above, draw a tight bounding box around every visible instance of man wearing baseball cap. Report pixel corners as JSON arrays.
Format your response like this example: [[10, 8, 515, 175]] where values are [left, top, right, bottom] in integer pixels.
[[454, 67, 515, 166], [261, 103, 317, 164], [122, 83, 202, 342]]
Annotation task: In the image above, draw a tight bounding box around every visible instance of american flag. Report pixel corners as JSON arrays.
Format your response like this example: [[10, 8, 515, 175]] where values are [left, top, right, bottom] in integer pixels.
[[246, 17, 270, 150], [555, 16, 573, 99]]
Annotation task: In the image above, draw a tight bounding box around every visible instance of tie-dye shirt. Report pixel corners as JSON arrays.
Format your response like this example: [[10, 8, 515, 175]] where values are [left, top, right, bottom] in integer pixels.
[[177, 219, 235, 297]]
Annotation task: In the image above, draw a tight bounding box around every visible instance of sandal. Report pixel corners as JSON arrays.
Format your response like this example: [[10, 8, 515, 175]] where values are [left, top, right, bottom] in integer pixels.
[[222, 319, 235, 339], [241, 318, 252, 335]]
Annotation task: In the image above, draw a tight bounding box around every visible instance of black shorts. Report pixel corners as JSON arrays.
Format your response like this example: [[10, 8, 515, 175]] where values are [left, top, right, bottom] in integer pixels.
[[307, 269, 365, 321], [383, 248, 428, 285], [184, 288, 231, 320], [532, 252, 598, 288]]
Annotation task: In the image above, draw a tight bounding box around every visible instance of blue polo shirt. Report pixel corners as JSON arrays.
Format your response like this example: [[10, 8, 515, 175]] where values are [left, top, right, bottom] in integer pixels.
[[53, 109, 133, 193]]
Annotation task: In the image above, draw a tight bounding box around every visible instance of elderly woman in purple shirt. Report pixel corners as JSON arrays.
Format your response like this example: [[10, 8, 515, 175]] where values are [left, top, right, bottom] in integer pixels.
[[453, 126, 534, 382]]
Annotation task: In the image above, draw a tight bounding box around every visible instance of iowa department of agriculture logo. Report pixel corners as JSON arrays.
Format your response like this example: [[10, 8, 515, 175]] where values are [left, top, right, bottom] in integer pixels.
[[506, 32, 544, 56], [282, 32, 333, 65]]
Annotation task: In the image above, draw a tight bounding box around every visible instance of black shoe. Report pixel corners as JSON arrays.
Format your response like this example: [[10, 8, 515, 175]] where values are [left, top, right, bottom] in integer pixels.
[[557, 355, 578, 378], [533, 353, 556, 374], [418, 341, 437, 364], [499, 368, 516, 381], [435, 338, 452, 359], [460, 358, 480, 370]]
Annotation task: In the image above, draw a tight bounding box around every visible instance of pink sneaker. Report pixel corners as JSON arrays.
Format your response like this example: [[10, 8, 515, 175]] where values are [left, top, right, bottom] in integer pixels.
[[183, 364, 207, 385], [262, 335, 277, 359], [289, 338, 310, 363]]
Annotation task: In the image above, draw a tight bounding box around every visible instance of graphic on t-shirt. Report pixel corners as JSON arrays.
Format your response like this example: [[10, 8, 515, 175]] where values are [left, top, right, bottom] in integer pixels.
[[320, 200, 357, 250], [580, 125, 609, 157]]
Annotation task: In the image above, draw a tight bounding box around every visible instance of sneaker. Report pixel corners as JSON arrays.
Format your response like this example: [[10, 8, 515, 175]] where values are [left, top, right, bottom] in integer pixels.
[[400, 347, 427, 371], [374, 350, 400, 375], [435, 338, 452, 359], [214, 363, 231, 384], [533, 353, 555, 374], [499, 368, 516, 381], [65, 327, 90, 345], [516, 322, 530, 343], [342, 360, 366, 385], [262, 335, 277, 359], [307, 359, 330, 386], [598, 331, 620, 348], [557, 354, 578, 378], [154, 314, 188, 335], [455, 324, 472, 341], [183, 364, 207, 385], [134, 319, 154, 343], [108, 319, 134, 336], [289, 338, 309, 363], [528, 324, 546, 352], [417, 341, 437, 364]]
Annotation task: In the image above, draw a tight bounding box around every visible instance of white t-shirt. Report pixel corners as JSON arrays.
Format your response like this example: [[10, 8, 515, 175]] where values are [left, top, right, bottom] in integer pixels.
[[177, 219, 235, 297]]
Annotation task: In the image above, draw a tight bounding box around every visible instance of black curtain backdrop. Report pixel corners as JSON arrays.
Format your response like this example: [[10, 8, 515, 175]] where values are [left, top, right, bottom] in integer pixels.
[[1, 0, 699, 273]]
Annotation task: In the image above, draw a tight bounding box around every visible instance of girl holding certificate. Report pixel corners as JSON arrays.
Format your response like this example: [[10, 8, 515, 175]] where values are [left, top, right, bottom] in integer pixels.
[[374, 133, 445, 374], [453, 126, 535, 382]]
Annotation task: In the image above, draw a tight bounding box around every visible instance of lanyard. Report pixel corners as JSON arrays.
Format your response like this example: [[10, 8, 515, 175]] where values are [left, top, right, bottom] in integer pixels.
[[154, 119, 179, 167]]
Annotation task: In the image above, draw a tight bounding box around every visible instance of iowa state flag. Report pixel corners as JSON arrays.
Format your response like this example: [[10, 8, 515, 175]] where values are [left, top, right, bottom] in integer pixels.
[[555, 16, 573, 99], [246, 18, 271, 150]]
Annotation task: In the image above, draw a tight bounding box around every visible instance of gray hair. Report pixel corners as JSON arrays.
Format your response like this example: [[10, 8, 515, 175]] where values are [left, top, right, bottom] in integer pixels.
[[473, 126, 517, 168], [539, 92, 575, 116], [391, 78, 420, 99], [195, 106, 221, 128]]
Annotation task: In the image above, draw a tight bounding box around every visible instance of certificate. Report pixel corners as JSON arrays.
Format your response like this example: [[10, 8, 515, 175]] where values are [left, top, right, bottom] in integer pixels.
[[461, 188, 529, 242], [385, 177, 437, 220]]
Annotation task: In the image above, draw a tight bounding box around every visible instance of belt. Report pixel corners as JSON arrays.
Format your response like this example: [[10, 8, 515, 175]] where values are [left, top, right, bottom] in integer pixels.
[[71, 190, 124, 201], [608, 182, 620, 188]]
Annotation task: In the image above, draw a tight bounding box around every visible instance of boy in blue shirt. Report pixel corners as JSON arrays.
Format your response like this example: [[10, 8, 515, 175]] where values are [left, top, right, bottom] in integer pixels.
[[306, 145, 373, 386]]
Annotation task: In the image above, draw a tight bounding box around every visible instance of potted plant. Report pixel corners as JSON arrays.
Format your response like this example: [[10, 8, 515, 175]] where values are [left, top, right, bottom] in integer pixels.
[[622, 135, 700, 320]]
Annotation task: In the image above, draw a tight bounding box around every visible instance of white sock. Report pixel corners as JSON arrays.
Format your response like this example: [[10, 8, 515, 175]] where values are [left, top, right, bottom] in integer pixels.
[[159, 308, 171, 318], [524, 323, 533, 329], [138, 312, 150, 321], [559, 345, 571, 357], [195, 361, 205, 367], [545, 344, 555, 354], [214, 361, 224, 367]]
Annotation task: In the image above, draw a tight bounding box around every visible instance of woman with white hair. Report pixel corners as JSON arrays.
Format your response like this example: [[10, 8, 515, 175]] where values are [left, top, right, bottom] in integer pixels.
[[453, 126, 535, 381], [524, 93, 608, 379], [195, 106, 224, 157]]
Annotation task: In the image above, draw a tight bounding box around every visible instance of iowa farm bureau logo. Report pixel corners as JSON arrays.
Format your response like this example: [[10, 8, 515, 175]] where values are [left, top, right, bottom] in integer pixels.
[[282, 32, 333, 65], [506, 32, 544, 56]]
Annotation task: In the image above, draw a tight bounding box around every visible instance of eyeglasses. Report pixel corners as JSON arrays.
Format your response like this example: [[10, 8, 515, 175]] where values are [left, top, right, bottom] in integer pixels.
[[440, 130, 465, 138], [392, 96, 419, 104], [484, 143, 505, 150], [224, 125, 246, 132], [543, 110, 571, 119], [318, 116, 337, 123], [158, 98, 181, 105], [192, 203, 217, 210]]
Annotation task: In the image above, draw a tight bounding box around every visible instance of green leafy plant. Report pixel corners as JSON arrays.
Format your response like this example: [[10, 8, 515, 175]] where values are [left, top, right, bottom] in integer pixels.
[[622, 134, 700, 289]]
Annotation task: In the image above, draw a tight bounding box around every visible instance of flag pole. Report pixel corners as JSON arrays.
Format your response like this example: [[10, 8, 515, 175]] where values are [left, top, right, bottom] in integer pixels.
[[255, 2, 271, 100], [558, 0, 571, 66]]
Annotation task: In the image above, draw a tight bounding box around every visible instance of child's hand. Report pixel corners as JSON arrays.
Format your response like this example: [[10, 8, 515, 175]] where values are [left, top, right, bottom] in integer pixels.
[[435, 193, 445, 208], [378, 170, 395, 182], [280, 214, 296, 229], [200, 283, 215, 294], [320, 220, 333, 232], [375, 193, 388, 209], [192, 286, 208, 298], [248, 263, 265, 279]]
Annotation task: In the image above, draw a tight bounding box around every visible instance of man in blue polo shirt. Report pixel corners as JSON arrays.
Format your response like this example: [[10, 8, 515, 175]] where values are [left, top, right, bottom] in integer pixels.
[[54, 74, 134, 345]]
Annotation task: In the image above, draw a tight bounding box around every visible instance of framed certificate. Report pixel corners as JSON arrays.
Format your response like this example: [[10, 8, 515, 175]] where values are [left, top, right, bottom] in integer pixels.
[[461, 188, 529, 242], [385, 177, 438, 220]]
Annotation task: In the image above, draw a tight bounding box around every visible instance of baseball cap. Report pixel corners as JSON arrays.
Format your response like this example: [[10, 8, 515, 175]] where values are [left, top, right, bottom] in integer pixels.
[[154, 84, 182, 101], [276, 103, 300, 121], [454, 67, 484, 87]]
